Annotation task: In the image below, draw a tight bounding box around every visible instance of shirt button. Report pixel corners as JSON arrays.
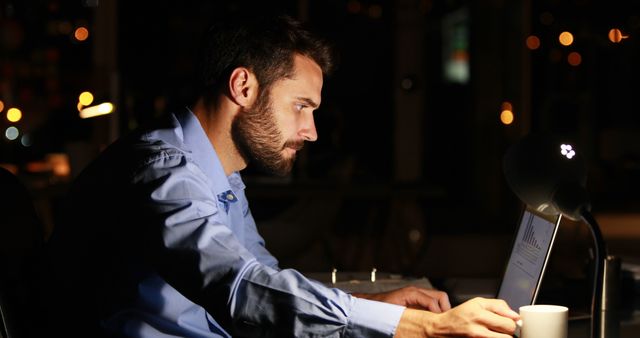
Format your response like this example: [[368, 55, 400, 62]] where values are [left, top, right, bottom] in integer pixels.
[[226, 193, 235, 201]]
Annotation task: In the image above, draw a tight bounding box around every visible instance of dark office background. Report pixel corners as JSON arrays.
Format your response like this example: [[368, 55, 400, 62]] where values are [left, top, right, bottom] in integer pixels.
[[1, 0, 639, 287]]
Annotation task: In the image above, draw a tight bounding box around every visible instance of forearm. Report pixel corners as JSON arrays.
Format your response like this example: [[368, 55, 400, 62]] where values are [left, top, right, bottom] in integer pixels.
[[231, 266, 405, 337]]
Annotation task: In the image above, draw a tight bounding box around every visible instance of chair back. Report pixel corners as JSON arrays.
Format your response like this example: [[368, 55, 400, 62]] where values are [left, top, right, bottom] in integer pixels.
[[0, 167, 45, 338]]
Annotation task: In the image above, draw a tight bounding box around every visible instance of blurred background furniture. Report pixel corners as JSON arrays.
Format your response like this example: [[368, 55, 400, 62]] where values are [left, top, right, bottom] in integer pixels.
[[0, 167, 45, 338]]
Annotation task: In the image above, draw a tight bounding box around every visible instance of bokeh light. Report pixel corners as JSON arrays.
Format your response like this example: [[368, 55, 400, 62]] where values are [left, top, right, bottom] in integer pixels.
[[79, 102, 114, 119], [500, 110, 514, 125], [559, 31, 574, 46], [500, 101, 514, 125], [20, 134, 32, 147], [608, 28, 628, 43], [48, 153, 71, 177], [7, 107, 22, 122], [79, 91, 94, 106], [568, 52, 582, 66], [5, 126, 19, 140], [526, 35, 541, 50], [74, 26, 89, 41]]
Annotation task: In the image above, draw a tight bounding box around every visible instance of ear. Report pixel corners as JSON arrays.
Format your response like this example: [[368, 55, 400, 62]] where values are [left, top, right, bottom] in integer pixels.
[[228, 67, 258, 108]]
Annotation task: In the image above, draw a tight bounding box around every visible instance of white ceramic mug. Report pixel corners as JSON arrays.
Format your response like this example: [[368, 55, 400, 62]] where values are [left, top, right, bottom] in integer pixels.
[[516, 304, 568, 338]]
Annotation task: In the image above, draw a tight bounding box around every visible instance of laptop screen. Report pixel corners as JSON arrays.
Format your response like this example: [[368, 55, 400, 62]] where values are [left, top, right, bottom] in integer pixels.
[[497, 207, 561, 310]]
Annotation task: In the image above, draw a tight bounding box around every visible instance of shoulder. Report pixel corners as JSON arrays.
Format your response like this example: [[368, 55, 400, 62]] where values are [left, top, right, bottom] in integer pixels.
[[75, 113, 198, 186]]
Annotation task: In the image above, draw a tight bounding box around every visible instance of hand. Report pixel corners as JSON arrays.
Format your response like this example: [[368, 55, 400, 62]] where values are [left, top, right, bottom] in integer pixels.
[[394, 297, 519, 338], [352, 286, 451, 313], [429, 297, 520, 337]]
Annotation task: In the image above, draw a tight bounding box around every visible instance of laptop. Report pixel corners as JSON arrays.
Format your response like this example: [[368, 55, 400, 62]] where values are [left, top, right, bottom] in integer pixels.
[[446, 206, 562, 311], [496, 206, 562, 310]]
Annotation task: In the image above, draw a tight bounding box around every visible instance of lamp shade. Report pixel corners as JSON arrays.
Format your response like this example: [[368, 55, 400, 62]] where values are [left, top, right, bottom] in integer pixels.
[[503, 133, 590, 220]]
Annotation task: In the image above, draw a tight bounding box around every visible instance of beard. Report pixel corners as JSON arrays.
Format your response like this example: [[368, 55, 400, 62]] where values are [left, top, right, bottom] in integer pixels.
[[231, 91, 304, 176]]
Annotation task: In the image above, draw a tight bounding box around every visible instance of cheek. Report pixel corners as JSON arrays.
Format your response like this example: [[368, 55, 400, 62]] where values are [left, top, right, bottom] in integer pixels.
[[273, 109, 298, 136]]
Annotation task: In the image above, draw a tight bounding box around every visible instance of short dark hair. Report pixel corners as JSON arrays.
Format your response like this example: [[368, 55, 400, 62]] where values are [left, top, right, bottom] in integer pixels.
[[195, 14, 334, 107]]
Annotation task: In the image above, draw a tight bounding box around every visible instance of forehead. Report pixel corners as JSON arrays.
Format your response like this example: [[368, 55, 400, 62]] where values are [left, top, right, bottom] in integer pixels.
[[272, 54, 323, 104]]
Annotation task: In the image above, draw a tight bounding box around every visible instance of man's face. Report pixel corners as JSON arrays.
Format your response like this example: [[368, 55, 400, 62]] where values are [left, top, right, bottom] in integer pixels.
[[231, 54, 323, 176]]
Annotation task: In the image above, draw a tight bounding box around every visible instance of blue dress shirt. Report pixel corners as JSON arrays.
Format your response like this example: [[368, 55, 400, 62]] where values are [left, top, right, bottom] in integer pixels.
[[54, 109, 405, 337]]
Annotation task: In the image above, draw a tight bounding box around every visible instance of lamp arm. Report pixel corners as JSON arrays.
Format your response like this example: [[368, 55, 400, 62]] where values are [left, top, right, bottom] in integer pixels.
[[580, 208, 608, 338]]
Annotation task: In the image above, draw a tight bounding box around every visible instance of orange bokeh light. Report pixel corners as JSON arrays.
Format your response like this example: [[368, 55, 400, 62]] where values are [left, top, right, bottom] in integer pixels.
[[559, 31, 574, 46], [608, 28, 628, 43], [500, 101, 514, 125], [526, 35, 541, 50], [500, 110, 514, 125], [74, 26, 89, 41], [568, 52, 582, 66]]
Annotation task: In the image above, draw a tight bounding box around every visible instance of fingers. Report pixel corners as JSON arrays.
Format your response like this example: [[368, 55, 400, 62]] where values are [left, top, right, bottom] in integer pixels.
[[416, 288, 451, 312], [477, 298, 520, 320], [354, 286, 452, 313], [480, 309, 518, 334], [415, 295, 442, 313], [429, 298, 519, 338], [400, 286, 451, 313], [472, 298, 519, 335]]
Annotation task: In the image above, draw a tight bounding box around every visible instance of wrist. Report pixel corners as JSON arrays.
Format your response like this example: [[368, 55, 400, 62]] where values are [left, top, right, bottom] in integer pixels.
[[351, 292, 387, 303], [351, 292, 371, 299], [395, 308, 435, 338], [422, 311, 441, 337]]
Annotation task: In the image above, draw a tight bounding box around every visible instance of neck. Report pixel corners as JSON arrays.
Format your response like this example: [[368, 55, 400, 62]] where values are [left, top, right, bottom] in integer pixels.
[[191, 98, 246, 176]]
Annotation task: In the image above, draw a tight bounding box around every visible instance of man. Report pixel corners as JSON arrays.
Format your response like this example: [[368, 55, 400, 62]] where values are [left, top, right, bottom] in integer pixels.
[[45, 14, 519, 337]]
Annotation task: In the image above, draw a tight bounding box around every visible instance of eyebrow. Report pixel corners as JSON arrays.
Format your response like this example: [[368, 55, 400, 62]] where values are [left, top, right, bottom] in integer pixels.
[[297, 97, 320, 109]]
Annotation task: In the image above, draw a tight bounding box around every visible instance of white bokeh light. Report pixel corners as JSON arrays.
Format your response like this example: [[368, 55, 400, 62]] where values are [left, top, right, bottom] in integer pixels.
[[560, 144, 576, 159], [5, 126, 19, 140]]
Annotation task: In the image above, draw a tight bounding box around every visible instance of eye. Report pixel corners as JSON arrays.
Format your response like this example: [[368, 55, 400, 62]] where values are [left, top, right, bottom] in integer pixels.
[[294, 103, 307, 112]]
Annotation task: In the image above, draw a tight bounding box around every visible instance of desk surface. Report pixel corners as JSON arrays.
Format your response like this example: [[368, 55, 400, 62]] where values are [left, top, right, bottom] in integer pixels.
[[305, 272, 640, 337], [568, 311, 640, 338], [305, 271, 434, 293]]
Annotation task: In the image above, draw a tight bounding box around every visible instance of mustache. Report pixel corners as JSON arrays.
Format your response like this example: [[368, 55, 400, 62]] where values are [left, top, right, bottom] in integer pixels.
[[283, 139, 305, 151]]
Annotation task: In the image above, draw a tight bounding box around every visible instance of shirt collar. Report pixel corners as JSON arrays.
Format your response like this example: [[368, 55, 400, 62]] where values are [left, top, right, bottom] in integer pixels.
[[175, 108, 245, 197]]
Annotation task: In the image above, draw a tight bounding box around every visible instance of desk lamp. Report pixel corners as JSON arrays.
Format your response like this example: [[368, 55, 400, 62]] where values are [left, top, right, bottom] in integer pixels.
[[503, 133, 608, 338]]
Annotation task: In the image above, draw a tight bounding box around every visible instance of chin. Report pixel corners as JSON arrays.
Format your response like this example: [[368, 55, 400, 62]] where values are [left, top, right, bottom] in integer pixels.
[[278, 158, 296, 176]]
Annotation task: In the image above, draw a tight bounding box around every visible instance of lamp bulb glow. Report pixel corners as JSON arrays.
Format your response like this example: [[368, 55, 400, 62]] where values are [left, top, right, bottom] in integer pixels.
[[560, 144, 576, 159]]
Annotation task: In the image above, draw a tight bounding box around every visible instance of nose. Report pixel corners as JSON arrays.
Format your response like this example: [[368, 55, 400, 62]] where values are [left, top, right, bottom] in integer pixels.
[[299, 112, 318, 142]]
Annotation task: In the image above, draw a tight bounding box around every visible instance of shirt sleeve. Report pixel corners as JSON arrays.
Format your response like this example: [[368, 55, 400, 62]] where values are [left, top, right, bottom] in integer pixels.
[[237, 188, 280, 270], [132, 151, 405, 337]]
